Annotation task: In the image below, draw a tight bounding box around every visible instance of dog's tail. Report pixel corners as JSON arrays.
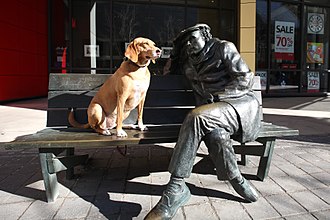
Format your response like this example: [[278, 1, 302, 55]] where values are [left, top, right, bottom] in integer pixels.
[[68, 108, 90, 129]]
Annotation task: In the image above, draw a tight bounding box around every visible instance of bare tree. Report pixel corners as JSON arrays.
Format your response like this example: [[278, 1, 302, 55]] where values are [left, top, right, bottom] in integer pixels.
[[115, 5, 139, 42], [158, 15, 183, 45]]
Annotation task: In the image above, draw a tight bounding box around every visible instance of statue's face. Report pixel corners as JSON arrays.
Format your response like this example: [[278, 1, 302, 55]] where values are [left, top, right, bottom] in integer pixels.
[[183, 30, 206, 55]]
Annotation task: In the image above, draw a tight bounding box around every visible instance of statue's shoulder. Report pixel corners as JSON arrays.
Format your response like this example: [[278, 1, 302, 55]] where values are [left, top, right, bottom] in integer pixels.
[[212, 38, 234, 48], [213, 39, 238, 53], [212, 38, 229, 44]]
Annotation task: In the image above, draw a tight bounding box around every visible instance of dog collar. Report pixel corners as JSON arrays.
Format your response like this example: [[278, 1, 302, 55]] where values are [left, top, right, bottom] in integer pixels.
[[124, 57, 148, 68]]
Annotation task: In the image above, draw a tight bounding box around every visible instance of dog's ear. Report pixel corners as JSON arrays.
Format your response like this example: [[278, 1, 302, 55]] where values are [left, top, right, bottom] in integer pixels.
[[125, 41, 139, 63]]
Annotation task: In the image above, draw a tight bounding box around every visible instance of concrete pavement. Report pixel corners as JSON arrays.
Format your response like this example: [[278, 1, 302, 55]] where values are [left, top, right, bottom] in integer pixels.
[[0, 96, 329, 220]]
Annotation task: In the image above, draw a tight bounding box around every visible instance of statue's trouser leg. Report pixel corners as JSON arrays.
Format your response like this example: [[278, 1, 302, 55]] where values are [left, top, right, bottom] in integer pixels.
[[168, 102, 239, 178], [203, 128, 241, 180], [203, 129, 259, 202]]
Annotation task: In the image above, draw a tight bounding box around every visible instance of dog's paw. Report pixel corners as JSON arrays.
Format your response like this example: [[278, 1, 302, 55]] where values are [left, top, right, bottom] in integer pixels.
[[138, 125, 148, 131], [116, 129, 128, 137], [137, 121, 148, 131], [102, 129, 112, 136]]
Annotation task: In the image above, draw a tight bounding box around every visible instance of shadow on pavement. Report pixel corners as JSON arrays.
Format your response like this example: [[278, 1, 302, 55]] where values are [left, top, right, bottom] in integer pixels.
[[0, 144, 250, 219]]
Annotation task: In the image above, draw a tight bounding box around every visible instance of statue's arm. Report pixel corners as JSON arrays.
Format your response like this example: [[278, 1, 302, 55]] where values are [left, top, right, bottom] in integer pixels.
[[222, 42, 254, 89]]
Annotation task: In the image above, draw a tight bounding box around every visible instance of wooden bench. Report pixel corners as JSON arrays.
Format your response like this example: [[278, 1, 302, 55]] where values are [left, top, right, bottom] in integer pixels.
[[1, 73, 299, 202]]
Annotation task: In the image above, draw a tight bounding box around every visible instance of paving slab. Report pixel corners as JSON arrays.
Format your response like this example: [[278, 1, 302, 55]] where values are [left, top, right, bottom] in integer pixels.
[[289, 190, 329, 212], [0, 97, 329, 219], [184, 203, 219, 220], [265, 193, 306, 217], [0, 201, 32, 220], [243, 197, 280, 219]]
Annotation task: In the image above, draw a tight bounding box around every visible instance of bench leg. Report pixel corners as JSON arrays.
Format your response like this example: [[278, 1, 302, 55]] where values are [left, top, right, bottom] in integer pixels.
[[240, 153, 247, 166], [39, 151, 59, 203], [256, 138, 276, 181], [66, 148, 75, 179], [39, 148, 89, 202], [239, 143, 247, 166]]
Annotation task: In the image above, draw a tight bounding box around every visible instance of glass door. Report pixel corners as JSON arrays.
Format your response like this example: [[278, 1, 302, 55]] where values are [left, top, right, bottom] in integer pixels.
[[304, 6, 329, 93], [269, 2, 301, 94], [71, 0, 111, 73]]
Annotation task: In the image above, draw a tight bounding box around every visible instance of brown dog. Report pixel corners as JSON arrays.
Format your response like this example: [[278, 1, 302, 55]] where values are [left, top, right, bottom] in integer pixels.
[[69, 37, 161, 137]]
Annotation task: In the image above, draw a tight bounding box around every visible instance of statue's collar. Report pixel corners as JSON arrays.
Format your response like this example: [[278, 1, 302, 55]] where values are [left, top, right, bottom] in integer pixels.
[[189, 39, 216, 64]]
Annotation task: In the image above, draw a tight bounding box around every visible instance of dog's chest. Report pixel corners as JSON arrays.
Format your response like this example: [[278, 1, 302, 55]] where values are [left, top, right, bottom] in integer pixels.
[[134, 80, 149, 91], [130, 80, 149, 103]]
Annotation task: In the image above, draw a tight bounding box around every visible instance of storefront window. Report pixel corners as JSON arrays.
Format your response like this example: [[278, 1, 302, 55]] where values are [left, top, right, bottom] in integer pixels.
[[151, 0, 185, 4], [50, 0, 69, 72], [187, 0, 219, 7], [219, 9, 237, 42], [304, 0, 330, 6], [269, 2, 301, 93], [112, 3, 185, 74], [187, 8, 220, 36], [303, 6, 329, 93], [271, 2, 301, 69], [70, 1, 112, 73], [256, 0, 330, 95], [50, 0, 238, 75], [220, 1, 236, 9], [256, 0, 268, 70]]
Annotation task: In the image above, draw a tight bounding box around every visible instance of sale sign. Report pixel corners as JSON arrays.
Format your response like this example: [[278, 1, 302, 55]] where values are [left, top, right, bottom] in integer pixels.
[[275, 21, 295, 53], [307, 71, 320, 92]]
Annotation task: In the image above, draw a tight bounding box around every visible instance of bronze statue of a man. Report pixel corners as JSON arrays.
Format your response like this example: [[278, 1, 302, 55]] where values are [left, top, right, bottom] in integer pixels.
[[145, 24, 261, 220]]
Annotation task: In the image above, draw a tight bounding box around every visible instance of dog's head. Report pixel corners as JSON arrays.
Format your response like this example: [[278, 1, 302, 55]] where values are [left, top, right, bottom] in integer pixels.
[[125, 37, 161, 66]]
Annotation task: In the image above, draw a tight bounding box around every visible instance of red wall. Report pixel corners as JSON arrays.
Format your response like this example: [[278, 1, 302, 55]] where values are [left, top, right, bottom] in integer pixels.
[[0, 0, 48, 102]]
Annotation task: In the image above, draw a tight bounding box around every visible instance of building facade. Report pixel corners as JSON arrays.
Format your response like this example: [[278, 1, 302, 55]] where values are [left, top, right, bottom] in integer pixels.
[[0, 0, 329, 102], [49, 0, 330, 96], [0, 0, 48, 102]]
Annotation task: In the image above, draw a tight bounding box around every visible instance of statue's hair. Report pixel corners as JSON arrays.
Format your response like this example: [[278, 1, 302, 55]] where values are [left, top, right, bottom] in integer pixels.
[[199, 26, 212, 41]]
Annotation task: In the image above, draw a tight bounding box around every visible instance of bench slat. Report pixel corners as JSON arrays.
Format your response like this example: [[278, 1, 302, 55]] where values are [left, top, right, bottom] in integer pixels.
[[49, 73, 193, 91], [49, 74, 109, 91], [47, 108, 193, 127], [3, 126, 181, 149], [49, 74, 260, 91], [145, 91, 195, 106], [48, 91, 95, 108], [3, 122, 298, 150], [258, 123, 299, 137], [48, 90, 195, 108]]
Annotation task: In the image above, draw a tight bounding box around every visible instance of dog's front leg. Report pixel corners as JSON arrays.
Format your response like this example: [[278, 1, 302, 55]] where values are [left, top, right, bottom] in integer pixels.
[[137, 95, 147, 131], [116, 96, 128, 137]]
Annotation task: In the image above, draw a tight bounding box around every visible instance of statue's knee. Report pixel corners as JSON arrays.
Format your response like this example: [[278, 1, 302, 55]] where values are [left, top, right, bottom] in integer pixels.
[[190, 108, 203, 117], [185, 109, 202, 122], [210, 128, 230, 141]]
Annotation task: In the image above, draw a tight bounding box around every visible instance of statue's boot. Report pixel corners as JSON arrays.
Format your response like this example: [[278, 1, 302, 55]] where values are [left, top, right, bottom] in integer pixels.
[[229, 175, 259, 202], [144, 177, 191, 220]]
